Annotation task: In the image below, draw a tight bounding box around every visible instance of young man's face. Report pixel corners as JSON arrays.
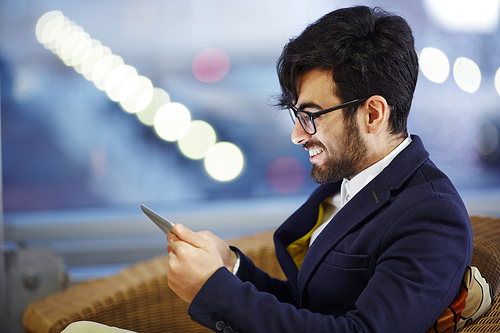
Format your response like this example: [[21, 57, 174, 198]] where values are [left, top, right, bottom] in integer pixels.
[[291, 69, 369, 183]]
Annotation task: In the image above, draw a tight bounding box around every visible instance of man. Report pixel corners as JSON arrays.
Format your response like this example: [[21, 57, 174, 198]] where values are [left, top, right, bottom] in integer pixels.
[[166, 6, 476, 333], [61, 6, 493, 333]]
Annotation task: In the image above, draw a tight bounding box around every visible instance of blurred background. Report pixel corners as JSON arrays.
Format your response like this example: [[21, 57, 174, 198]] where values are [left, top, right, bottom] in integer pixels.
[[1, 0, 500, 331]]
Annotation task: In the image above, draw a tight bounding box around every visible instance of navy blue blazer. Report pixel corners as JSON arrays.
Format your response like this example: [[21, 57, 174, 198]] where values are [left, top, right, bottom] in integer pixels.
[[189, 135, 473, 333]]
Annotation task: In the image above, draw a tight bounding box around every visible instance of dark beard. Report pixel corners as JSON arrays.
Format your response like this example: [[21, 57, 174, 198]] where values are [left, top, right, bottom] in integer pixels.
[[309, 117, 368, 184]]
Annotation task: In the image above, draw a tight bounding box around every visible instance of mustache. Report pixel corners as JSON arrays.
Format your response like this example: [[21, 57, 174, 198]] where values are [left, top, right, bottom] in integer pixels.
[[302, 140, 326, 151]]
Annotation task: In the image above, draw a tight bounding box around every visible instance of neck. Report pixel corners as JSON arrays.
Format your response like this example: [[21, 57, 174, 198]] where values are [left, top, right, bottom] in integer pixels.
[[363, 132, 407, 173]]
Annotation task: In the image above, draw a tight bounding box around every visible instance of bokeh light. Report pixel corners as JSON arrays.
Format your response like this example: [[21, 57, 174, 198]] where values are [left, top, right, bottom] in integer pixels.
[[476, 119, 500, 160], [494, 67, 500, 97], [47, 16, 71, 52], [71, 37, 93, 70], [92, 54, 124, 90], [423, 0, 500, 33], [80, 43, 109, 79], [60, 31, 89, 66], [453, 57, 481, 93], [204, 142, 245, 182], [36, 11, 64, 45], [104, 64, 138, 102], [118, 75, 154, 113], [154, 102, 192, 142], [192, 48, 231, 83], [266, 157, 306, 194], [178, 120, 217, 160], [55, 24, 82, 59], [419, 47, 450, 83], [136, 88, 171, 126]]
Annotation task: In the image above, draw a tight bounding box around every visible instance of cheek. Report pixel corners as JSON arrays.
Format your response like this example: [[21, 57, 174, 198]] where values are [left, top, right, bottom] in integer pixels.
[[316, 129, 343, 154], [316, 116, 346, 143]]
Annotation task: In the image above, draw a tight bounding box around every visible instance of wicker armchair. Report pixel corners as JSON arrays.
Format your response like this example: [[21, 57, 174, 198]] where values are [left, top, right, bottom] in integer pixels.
[[23, 216, 500, 333]]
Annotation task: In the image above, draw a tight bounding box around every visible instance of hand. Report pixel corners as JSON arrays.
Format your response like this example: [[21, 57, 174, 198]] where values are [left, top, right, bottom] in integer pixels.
[[166, 224, 224, 303], [196, 230, 239, 272]]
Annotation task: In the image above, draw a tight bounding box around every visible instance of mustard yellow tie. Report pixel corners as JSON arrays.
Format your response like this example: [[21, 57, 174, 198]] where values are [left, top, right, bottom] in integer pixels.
[[286, 200, 329, 270]]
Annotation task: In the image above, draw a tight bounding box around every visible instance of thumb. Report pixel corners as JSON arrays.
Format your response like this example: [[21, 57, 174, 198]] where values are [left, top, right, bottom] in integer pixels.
[[174, 224, 208, 249]]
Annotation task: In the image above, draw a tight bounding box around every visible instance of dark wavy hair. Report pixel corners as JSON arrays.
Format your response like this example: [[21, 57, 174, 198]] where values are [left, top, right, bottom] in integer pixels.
[[276, 6, 419, 135]]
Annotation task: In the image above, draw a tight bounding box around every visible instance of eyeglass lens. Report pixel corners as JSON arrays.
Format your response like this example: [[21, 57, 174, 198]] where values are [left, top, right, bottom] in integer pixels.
[[289, 109, 315, 134]]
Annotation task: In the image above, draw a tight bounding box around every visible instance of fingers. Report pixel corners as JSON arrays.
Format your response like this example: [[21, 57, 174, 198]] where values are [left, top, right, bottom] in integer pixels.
[[197, 230, 215, 242], [167, 225, 213, 259], [169, 228, 237, 272], [172, 224, 212, 250], [166, 230, 178, 244]]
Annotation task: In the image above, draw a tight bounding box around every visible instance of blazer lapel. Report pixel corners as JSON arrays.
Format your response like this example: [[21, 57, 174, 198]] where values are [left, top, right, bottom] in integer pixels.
[[297, 175, 391, 296], [274, 182, 341, 291]]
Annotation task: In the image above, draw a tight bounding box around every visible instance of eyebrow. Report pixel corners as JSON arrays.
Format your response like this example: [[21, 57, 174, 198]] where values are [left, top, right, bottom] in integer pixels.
[[295, 102, 324, 111]]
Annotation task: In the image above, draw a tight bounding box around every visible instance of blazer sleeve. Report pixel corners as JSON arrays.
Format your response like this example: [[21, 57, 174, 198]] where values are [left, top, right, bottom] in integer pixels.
[[230, 246, 297, 306]]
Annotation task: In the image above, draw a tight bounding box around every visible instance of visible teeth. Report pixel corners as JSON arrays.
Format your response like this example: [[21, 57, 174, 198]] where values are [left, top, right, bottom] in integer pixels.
[[309, 148, 323, 157]]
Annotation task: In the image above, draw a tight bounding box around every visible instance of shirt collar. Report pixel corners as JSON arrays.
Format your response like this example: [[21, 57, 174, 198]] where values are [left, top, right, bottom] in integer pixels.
[[338, 135, 412, 207]]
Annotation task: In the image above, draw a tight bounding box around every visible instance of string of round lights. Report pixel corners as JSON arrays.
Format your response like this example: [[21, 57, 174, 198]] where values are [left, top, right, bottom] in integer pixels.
[[36, 10, 245, 182]]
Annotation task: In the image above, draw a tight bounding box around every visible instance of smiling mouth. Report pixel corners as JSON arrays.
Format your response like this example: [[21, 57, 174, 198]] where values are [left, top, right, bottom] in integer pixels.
[[309, 148, 324, 157]]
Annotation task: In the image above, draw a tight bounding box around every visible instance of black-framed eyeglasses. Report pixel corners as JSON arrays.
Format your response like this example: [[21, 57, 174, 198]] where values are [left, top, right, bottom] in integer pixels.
[[288, 98, 368, 135]]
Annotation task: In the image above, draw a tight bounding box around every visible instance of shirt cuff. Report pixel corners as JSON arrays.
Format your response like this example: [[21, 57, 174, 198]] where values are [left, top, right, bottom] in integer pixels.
[[231, 251, 240, 275]]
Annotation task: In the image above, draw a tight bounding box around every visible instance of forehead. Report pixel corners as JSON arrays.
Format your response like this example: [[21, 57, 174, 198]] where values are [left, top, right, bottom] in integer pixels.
[[296, 69, 341, 107]]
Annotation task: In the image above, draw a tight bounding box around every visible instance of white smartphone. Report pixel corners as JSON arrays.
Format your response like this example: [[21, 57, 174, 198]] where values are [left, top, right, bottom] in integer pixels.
[[141, 204, 176, 235]]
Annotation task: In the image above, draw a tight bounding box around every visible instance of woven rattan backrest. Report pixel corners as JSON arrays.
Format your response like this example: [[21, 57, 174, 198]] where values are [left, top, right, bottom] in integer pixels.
[[469, 216, 500, 295], [460, 215, 500, 333]]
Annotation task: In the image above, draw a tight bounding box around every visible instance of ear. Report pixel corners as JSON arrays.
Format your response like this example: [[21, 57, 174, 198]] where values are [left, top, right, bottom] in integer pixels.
[[363, 95, 389, 135]]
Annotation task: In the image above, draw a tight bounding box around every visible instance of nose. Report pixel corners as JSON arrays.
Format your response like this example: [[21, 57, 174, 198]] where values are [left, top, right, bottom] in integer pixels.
[[291, 120, 312, 145]]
